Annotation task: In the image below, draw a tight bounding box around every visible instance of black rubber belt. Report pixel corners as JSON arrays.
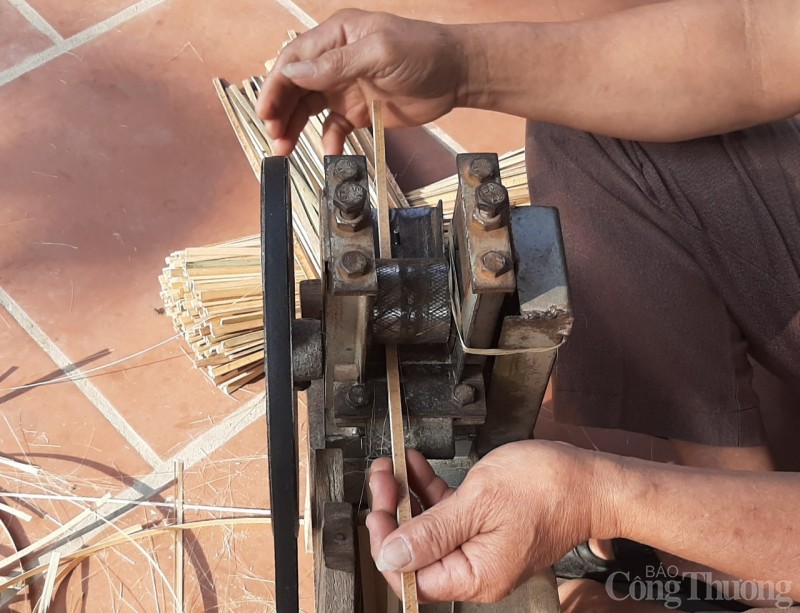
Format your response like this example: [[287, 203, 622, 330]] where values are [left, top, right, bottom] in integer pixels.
[[261, 156, 299, 612]]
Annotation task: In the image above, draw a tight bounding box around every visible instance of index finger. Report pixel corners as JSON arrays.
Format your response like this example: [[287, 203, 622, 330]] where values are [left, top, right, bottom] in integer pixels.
[[256, 11, 358, 138]]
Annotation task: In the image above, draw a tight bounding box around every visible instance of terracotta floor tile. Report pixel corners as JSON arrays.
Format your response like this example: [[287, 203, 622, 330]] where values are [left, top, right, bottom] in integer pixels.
[[24, 0, 142, 39], [0, 1, 54, 73], [178, 416, 315, 612], [0, 305, 154, 611], [0, 0, 304, 459]]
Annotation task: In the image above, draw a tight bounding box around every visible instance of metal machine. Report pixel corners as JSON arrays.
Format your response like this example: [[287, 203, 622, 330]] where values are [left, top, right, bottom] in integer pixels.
[[261, 151, 573, 612]]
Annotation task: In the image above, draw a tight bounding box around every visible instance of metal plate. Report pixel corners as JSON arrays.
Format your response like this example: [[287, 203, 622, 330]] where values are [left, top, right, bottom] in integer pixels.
[[261, 156, 299, 612]]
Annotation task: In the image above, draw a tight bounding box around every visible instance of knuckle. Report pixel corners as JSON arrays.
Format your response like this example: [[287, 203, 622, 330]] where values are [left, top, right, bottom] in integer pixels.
[[369, 30, 396, 57]]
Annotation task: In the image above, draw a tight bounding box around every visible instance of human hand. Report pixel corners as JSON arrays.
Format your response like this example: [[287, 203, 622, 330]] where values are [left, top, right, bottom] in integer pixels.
[[256, 9, 475, 156], [367, 441, 614, 603]]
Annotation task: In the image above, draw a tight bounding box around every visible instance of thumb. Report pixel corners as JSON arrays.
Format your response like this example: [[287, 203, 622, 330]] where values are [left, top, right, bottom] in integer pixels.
[[280, 35, 388, 92], [375, 490, 477, 573]]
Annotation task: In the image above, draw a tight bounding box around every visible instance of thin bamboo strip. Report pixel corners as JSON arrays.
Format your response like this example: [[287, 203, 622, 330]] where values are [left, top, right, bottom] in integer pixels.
[[0, 518, 278, 594], [0, 494, 110, 573]]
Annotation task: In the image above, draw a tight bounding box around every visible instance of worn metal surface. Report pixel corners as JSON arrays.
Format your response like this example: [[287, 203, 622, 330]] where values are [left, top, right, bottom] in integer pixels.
[[388, 205, 445, 259], [322, 155, 377, 388], [476, 205, 573, 457], [366, 416, 455, 459], [261, 156, 299, 612], [332, 364, 486, 427], [291, 318, 323, 383], [372, 258, 451, 345], [450, 154, 516, 381]]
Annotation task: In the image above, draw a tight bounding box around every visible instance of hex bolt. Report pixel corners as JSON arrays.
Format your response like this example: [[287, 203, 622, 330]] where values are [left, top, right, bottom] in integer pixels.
[[469, 158, 494, 182], [347, 382, 372, 407], [452, 383, 476, 406], [475, 181, 509, 217], [333, 158, 359, 182], [333, 182, 367, 219], [339, 251, 370, 278], [481, 251, 510, 277]]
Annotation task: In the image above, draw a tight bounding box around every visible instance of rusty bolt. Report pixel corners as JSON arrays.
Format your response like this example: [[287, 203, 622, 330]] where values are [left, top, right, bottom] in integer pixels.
[[333, 182, 367, 219], [469, 158, 494, 182], [333, 158, 359, 182], [347, 383, 372, 407], [339, 251, 370, 278], [452, 383, 476, 406], [481, 251, 510, 277], [475, 181, 509, 217]]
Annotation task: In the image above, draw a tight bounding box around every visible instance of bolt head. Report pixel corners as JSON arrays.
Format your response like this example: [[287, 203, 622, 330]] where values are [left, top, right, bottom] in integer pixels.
[[452, 383, 476, 406], [333, 158, 359, 182], [347, 383, 372, 407], [339, 251, 369, 278], [333, 182, 367, 217], [481, 251, 509, 277], [475, 181, 509, 216], [469, 158, 494, 182]]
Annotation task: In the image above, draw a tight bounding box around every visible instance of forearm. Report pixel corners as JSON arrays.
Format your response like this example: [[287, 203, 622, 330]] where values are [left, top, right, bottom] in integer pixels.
[[455, 0, 800, 141], [592, 452, 800, 598]]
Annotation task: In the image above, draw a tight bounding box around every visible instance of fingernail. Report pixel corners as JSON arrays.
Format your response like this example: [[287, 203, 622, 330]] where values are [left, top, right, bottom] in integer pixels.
[[282, 61, 315, 79], [376, 538, 411, 572]]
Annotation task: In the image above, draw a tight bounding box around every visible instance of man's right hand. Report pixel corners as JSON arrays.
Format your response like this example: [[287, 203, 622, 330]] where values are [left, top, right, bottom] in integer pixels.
[[256, 10, 475, 156]]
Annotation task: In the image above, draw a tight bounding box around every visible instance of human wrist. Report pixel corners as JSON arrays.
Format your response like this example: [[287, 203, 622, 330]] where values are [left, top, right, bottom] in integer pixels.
[[448, 23, 492, 109], [583, 449, 640, 543]]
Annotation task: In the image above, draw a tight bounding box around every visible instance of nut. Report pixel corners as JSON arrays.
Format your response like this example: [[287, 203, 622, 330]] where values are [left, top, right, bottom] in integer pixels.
[[347, 383, 372, 407], [339, 251, 370, 278], [452, 383, 476, 406], [475, 181, 509, 217], [471, 207, 504, 231], [469, 158, 494, 182], [480, 251, 510, 277], [333, 158, 359, 182], [333, 182, 367, 219], [335, 209, 368, 233]]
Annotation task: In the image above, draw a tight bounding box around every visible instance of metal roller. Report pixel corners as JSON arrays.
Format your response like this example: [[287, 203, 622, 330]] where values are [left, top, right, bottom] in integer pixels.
[[372, 258, 451, 344]]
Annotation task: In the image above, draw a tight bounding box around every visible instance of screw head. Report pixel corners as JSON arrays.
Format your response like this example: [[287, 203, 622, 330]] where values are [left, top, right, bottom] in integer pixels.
[[339, 251, 369, 278], [452, 383, 476, 406], [334, 532, 348, 544], [347, 383, 372, 407], [481, 251, 509, 277], [333, 182, 367, 218], [469, 158, 494, 182], [333, 158, 359, 182], [475, 181, 509, 217]]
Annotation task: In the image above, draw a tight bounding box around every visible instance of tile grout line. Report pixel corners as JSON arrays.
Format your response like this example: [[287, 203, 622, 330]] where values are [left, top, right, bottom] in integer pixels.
[[271, 0, 317, 29], [27, 391, 266, 568], [7, 0, 64, 44], [0, 0, 167, 88], [0, 286, 162, 468], [269, 0, 468, 154]]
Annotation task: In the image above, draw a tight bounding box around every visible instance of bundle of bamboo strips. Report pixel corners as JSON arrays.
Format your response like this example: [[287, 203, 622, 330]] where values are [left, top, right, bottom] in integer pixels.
[[404, 148, 528, 217], [158, 236, 309, 394]]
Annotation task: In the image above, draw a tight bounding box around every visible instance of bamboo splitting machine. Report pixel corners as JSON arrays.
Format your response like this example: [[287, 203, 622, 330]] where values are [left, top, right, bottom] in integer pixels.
[[261, 149, 573, 611]]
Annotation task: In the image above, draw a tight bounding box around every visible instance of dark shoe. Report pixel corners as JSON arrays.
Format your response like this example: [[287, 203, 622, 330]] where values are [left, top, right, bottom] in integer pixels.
[[554, 542, 613, 581]]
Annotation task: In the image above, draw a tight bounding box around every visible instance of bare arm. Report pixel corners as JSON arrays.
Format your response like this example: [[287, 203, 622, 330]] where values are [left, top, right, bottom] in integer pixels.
[[605, 454, 800, 597], [258, 0, 800, 153], [458, 0, 800, 140]]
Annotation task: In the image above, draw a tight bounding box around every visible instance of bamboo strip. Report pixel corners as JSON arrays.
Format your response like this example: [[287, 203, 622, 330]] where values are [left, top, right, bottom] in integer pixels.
[[0, 494, 110, 573]]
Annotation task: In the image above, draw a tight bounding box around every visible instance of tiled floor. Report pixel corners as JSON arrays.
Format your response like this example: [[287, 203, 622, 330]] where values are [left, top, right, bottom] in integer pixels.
[[2, 0, 799, 612]]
